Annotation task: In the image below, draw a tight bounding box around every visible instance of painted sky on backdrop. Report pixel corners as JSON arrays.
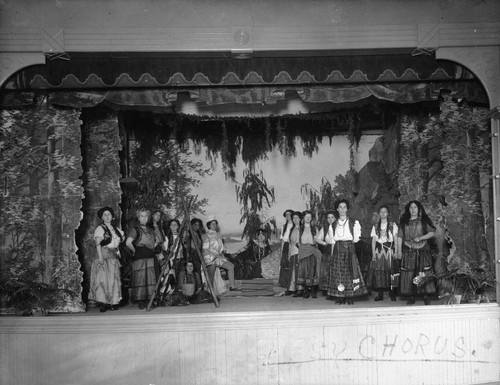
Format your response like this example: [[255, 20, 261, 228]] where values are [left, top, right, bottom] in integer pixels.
[[185, 134, 380, 237]]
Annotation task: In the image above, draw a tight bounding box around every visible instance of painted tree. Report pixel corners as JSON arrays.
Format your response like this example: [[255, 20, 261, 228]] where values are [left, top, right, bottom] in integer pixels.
[[397, 96, 493, 286], [235, 168, 276, 240], [124, 139, 211, 220]]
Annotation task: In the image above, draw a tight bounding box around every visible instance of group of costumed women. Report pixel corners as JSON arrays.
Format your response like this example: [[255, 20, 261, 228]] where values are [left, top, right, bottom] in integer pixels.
[[277, 199, 437, 305], [89, 208, 217, 311], [89, 198, 437, 311]]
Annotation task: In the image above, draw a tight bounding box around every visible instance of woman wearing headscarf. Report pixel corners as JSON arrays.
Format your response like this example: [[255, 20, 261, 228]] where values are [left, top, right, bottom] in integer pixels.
[[125, 209, 160, 308], [327, 199, 368, 305], [89, 207, 124, 312], [397, 200, 436, 305]]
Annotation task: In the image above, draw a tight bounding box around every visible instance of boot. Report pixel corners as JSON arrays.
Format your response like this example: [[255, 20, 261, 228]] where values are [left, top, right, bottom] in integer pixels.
[[406, 296, 415, 305], [311, 286, 318, 299], [303, 287, 310, 299], [423, 295, 430, 305], [374, 289, 384, 301], [293, 290, 303, 298], [389, 288, 397, 301]]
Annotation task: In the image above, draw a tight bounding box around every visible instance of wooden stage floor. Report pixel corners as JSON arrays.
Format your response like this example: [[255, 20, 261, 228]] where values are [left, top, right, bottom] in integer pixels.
[[81, 291, 423, 317]]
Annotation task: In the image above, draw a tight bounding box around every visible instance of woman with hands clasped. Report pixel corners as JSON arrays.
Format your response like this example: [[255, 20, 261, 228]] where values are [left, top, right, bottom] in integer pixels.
[[397, 200, 436, 305], [89, 207, 125, 312]]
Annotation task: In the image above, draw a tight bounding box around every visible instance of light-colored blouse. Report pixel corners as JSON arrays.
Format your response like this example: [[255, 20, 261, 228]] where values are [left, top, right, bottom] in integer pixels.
[[315, 224, 335, 245], [94, 225, 124, 249], [333, 218, 361, 243], [370, 222, 398, 244]]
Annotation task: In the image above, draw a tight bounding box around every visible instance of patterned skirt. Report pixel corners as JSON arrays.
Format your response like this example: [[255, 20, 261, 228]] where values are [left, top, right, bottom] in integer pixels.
[[89, 247, 122, 305], [327, 241, 368, 298], [367, 242, 394, 290], [400, 245, 436, 296], [130, 246, 157, 301], [297, 245, 322, 287], [319, 244, 334, 290]]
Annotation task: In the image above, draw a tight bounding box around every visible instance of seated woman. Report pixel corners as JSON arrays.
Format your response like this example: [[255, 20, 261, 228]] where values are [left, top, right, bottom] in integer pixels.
[[233, 228, 272, 280], [202, 216, 238, 294]]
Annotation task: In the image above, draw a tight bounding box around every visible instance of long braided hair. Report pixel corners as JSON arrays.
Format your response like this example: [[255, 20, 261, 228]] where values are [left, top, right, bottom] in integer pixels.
[[374, 205, 395, 240]]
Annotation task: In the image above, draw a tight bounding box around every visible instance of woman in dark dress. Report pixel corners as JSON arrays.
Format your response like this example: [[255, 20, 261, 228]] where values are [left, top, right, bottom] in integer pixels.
[[278, 209, 294, 293], [315, 210, 336, 294], [233, 228, 272, 280], [397, 200, 436, 305]]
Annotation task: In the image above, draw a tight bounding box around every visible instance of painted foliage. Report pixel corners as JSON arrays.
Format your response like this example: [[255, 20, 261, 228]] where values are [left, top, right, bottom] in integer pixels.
[[398, 97, 494, 286], [79, 109, 122, 304], [0, 99, 85, 313]]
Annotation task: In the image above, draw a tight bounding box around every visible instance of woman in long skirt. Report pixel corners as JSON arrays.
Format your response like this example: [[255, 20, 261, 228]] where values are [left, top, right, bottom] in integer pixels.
[[278, 209, 294, 294], [89, 206, 124, 312], [367, 205, 399, 301], [397, 200, 436, 305], [296, 210, 322, 299], [327, 199, 368, 305], [315, 210, 336, 293], [125, 209, 160, 308]]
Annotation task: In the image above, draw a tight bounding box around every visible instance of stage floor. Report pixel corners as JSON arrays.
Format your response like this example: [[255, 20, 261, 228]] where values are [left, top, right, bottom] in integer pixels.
[[81, 291, 419, 317]]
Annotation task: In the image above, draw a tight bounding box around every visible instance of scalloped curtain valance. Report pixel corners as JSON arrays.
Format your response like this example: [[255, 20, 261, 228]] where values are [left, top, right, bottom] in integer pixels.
[[1, 53, 487, 108]]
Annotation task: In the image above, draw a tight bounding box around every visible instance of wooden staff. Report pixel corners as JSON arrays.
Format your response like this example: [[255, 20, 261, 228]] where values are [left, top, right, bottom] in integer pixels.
[[146, 222, 186, 312], [181, 196, 220, 308]]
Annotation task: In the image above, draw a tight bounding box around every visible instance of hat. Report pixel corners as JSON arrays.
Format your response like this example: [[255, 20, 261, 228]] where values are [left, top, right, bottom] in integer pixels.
[[97, 206, 114, 220], [292, 211, 303, 219], [283, 209, 294, 218], [206, 215, 218, 228]]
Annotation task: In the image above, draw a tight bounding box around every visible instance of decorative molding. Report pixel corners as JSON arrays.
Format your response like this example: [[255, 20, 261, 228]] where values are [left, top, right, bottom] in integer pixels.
[[1, 304, 499, 335], [0, 52, 45, 87], [41, 28, 64, 53], [436, 46, 500, 113], [0, 22, 498, 54]]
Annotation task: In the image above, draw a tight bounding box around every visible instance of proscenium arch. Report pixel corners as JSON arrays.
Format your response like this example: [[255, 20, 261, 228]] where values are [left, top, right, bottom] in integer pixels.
[[0, 52, 45, 87], [436, 45, 500, 301]]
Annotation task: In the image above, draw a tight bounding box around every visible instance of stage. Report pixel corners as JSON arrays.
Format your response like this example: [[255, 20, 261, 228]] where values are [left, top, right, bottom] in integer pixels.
[[1, 292, 499, 385]]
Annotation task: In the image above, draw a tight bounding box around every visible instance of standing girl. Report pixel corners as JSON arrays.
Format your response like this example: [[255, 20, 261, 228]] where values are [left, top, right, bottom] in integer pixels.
[[278, 209, 294, 293], [315, 210, 336, 293], [327, 199, 368, 304], [367, 205, 399, 301], [397, 200, 436, 305], [296, 210, 322, 299], [125, 209, 160, 308], [89, 207, 124, 312]]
